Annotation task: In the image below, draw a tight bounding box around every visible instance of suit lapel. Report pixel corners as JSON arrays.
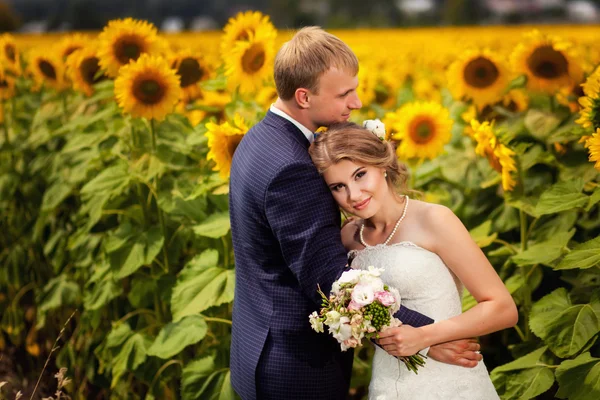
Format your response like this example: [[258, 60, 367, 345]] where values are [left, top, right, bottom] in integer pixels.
[[263, 111, 310, 150]]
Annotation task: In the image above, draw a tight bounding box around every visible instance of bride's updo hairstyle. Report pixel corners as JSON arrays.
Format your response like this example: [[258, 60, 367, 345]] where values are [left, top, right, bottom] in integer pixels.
[[309, 122, 410, 195]]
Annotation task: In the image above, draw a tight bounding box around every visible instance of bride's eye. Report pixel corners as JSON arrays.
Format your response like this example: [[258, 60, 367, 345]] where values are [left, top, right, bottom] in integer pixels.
[[331, 183, 344, 192], [355, 171, 366, 180]]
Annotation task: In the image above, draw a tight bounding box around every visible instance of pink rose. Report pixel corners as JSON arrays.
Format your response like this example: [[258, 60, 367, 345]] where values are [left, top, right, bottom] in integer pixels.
[[374, 290, 396, 307], [348, 300, 362, 311]]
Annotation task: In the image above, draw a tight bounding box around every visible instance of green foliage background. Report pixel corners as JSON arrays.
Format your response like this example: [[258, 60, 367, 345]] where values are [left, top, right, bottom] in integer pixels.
[[1, 74, 599, 399]]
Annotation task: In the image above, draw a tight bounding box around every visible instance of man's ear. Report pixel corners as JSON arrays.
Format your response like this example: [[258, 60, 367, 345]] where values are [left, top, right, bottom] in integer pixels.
[[295, 88, 310, 109]]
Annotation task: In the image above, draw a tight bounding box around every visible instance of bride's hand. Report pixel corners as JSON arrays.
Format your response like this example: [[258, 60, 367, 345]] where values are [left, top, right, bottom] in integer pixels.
[[376, 325, 426, 357]]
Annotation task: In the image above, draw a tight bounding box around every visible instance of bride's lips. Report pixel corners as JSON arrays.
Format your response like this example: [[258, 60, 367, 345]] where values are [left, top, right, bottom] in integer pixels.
[[353, 197, 371, 210]]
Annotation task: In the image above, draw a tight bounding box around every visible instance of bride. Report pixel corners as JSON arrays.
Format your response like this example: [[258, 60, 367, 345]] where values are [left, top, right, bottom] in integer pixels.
[[309, 122, 518, 399]]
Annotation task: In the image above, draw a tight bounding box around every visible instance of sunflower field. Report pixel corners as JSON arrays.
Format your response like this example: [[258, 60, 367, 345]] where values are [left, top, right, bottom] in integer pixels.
[[1, 10, 600, 400]]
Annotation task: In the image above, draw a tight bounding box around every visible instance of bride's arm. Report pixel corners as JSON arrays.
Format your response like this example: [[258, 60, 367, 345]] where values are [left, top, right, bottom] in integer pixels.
[[377, 204, 518, 357]]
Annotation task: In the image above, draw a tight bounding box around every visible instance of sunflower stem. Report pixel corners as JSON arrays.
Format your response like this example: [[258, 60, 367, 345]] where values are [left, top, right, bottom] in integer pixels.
[[62, 91, 68, 123], [150, 118, 157, 154], [1, 99, 13, 167], [148, 119, 169, 273], [519, 208, 532, 341]]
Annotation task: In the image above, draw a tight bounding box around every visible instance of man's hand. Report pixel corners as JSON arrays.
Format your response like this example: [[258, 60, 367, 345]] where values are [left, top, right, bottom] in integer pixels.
[[428, 339, 482, 368]]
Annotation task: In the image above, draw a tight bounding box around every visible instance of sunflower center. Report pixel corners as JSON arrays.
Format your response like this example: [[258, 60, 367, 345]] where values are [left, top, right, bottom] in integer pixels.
[[133, 77, 166, 105], [228, 135, 244, 157], [486, 148, 503, 172], [236, 30, 250, 41], [63, 45, 82, 59], [39, 60, 57, 80], [0, 78, 8, 89], [177, 58, 204, 87], [241, 44, 265, 74], [80, 57, 104, 85], [464, 57, 499, 88], [5, 44, 15, 63], [591, 101, 600, 130], [114, 36, 145, 65], [409, 117, 436, 144], [527, 45, 568, 80]]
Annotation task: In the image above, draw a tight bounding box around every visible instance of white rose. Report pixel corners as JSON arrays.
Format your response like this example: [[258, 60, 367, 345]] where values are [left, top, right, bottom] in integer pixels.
[[362, 119, 386, 140], [330, 316, 352, 342], [337, 269, 363, 285], [388, 287, 402, 314], [309, 311, 324, 333], [325, 310, 341, 326], [351, 283, 375, 307]]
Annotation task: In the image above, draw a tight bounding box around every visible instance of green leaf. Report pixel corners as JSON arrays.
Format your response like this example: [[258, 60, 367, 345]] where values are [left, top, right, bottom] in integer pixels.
[[128, 276, 158, 308], [530, 288, 600, 358], [530, 288, 572, 339], [181, 356, 216, 400], [84, 262, 123, 311], [503, 366, 555, 400], [80, 160, 131, 199], [491, 347, 554, 400], [586, 187, 600, 212], [555, 236, 600, 270], [535, 180, 588, 215], [469, 220, 498, 248], [41, 181, 73, 212], [111, 332, 150, 388], [505, 74, 527, 92], [147, 315, 208, 359], [555, 352, 600, 400], [171, 265, 235, 321], [511, 229, 575, 266], [218, 371, 236, 400], [36, 276, 80, 328], [192, 212, 231, 239], [105, 323, 133, 349], [524, 109, 562, 141], [108, 226, 164, 279]]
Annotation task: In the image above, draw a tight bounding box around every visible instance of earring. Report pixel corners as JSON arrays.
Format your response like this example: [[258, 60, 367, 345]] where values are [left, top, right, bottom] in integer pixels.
[[384, 171, 388, 178]]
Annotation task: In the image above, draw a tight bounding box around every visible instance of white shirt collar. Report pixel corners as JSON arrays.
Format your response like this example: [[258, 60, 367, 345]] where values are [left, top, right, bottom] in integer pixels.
[[269, 104, 314, 144]]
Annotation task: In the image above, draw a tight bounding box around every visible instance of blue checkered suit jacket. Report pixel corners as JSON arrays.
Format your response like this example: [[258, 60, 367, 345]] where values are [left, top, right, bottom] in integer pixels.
[[229, 111, 433, 400]]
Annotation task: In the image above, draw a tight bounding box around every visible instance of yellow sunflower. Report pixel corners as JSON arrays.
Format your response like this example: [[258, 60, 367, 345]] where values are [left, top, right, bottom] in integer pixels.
[[447, 48, 510, 110], [185, 89, 233, 126], [576, 67, 600, 131], [356, 63, 377, 108], [470, 120, 517, 191], [390, 101, 453, 161], [114, 53, 182, 121], [98, 18, 163, 78], [0, 33, 20, 75], [220, 10, 277, 58], [0, 66, 16, 100], [66, 45, 107, 96], [169, 49, 210, 102], [205, 113, 249, 179], [28, 50, 67, 92], [584, 129, 600, 171], [256, 84, 278, 110], [510, 30, 584, 94], [57, 33, 90, 61], [224, 25, 276, 95]]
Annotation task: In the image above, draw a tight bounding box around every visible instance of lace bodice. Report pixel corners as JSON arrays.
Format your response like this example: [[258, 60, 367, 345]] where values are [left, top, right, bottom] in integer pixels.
[[349, 242, 499, 400]]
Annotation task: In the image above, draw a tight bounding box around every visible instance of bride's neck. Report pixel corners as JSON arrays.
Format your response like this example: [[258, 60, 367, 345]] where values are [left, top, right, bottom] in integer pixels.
[[365, 193, 406, 232]]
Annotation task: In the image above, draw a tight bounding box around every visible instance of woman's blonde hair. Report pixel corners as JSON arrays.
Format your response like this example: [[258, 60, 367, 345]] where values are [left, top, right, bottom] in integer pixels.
[[309, 122, 411, 195], [274, 26, 359, 100]]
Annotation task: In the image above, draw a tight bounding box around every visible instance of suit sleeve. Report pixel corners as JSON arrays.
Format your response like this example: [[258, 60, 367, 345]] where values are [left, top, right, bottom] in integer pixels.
[[264, 161, 348, 305]]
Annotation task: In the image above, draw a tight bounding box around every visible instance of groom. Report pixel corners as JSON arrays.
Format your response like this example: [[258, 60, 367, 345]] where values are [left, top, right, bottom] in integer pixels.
[[229, 27, 482, 400]]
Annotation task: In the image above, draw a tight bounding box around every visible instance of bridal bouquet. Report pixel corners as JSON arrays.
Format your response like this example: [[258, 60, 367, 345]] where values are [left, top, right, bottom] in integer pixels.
[[309, 266, 426, 373]]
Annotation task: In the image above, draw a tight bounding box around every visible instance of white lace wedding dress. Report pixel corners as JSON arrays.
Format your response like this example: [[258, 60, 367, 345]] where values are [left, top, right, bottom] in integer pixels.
[[348, 242, 500, 400]]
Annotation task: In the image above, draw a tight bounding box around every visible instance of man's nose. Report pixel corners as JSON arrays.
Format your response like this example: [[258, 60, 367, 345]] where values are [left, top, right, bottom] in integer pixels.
[[348, 93, 362, 110]]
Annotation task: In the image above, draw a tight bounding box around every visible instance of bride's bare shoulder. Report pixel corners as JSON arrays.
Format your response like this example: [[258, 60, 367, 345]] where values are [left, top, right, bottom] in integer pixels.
[[341, 218, 363, 251]]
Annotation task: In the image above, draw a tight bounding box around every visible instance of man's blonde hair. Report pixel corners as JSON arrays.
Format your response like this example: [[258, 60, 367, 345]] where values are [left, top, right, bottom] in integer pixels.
[[274, 27, 359, 101]]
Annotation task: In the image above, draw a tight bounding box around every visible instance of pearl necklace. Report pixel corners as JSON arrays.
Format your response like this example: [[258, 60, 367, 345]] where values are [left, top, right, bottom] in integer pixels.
[[359, 195, 409, 247]]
